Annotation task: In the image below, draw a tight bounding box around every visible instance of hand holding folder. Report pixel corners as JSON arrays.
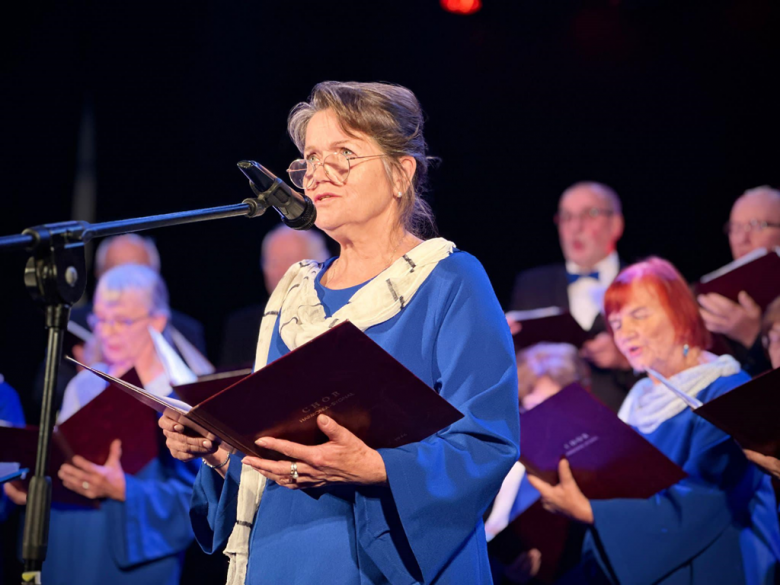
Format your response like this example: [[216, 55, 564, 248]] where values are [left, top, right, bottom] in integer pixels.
[[696, 246, 780, 310], [0, 368, 159, 507], [489, 384, 685, 583], [70, 321, 464, 460]]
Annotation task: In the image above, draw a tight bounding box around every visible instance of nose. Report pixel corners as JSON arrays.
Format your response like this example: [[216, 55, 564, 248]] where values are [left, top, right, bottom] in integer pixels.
[[307, 161, 333, 189]]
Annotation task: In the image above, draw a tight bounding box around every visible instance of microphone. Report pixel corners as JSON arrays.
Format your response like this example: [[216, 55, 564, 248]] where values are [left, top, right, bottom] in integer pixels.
[[237, 160, 317, 230]]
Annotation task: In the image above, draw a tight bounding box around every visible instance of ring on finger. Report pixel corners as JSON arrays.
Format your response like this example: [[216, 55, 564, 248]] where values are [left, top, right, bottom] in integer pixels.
[[82, 481, 90, 490], [290, 461, 299, 481]]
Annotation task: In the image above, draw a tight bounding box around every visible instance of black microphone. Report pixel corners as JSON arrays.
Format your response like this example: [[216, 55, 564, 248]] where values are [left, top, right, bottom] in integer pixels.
[[237, 160, 317, 230]]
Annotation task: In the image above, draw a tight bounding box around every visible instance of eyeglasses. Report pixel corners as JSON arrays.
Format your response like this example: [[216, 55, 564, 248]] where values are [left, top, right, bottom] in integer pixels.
[[87, 313, 151, 331], [286, 152, 388, 190], [554, 208, 615, 225], [723, 219, 780, 236]]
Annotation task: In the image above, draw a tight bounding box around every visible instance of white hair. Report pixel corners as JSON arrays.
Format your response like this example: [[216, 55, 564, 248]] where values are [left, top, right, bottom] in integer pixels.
[[94, 234, 161, 277], [95, 264, 170, 319]]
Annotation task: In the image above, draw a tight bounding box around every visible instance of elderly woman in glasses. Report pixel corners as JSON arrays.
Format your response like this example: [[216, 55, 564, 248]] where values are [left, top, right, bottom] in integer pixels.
[[5, 264, 198, 585], [159, 81, 519, 585], [527, 258, 780, 585]]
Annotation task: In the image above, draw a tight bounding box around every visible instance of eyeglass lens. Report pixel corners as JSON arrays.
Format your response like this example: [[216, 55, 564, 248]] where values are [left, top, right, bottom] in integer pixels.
[[288, 153, 350, 189]]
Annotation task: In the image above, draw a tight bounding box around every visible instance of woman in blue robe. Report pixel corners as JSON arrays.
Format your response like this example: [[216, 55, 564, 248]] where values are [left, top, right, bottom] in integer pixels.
[[528, 258, 780, 585], [19, 265, 198, 585], [161, 81, 520, 584]]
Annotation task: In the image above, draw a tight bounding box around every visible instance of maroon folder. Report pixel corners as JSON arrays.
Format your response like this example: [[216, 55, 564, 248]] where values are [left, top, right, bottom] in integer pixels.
[[71, 321, 464, 460], [0, 368, 159, 507], [173, 369, 252, 407], [506, 308, 591, 351], [691, 366, 780, 456], [696, 247, 780, 310], [490, 384, 686, 582]]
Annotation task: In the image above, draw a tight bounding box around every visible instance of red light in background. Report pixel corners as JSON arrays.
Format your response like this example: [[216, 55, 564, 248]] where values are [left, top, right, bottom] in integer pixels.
[[441, 0, 482, 16]]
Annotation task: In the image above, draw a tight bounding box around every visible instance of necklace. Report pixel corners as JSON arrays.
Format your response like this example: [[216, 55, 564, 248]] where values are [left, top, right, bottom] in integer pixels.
[[323, 233, 406, 288]]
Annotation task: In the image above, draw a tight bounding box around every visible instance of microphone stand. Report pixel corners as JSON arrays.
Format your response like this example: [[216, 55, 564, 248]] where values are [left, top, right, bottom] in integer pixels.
[[0, 183, 281, 584]]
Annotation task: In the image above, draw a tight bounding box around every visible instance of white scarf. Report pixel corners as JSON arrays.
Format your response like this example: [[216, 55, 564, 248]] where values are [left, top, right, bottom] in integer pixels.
[[618, 354, 741, 434], [223, 237, 456, 585]]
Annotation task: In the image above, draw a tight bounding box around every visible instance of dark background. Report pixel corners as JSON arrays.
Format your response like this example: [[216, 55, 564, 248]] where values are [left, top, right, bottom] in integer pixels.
[[2, 0, 779, 422]]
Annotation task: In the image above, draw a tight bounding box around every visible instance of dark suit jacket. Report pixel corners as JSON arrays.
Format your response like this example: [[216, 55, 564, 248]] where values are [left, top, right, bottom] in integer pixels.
[[509, 262, 638, 413], [218, 304, 265, 369]]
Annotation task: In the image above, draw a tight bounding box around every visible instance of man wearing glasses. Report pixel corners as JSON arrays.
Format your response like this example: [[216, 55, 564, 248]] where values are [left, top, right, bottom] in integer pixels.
[[508, 181, 635, 412], [698, 185, 780, 375]]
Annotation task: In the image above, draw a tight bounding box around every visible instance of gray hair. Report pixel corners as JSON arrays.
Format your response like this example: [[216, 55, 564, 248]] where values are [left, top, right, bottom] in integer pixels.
[[95, 234, 161, 277], [287, 81, 437, 238], [561, 181, 623, 215], [516, 342, 591, 403], [260, 224, 329, 266], [95, 264, 170, 319]]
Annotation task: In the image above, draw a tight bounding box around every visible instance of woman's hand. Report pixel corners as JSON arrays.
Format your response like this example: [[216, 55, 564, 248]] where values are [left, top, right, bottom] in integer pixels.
[[526, 459, 593, 524], [3, 481, 27, 505], [58, 439, 126, 501], [505, 548, 542, 584], [242, 414, 387, 490], [698, 292, 762, 349], [744, 449, 780, 481]]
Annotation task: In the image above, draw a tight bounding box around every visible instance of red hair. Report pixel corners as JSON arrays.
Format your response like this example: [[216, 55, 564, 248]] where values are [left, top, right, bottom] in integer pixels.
[[603, 257, 711, 349]]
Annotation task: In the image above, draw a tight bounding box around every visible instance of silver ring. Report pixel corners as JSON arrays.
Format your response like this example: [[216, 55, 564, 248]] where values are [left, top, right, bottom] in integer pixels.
[[290, 462, 298, 481], [82, 481, 90, 490]]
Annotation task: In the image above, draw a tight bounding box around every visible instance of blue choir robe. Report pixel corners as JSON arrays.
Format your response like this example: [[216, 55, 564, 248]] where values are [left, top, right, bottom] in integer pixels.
[[582, 372, 780, 585], [191, 250, 521, 584], [40, 367, 198, 585], [1, 380, 25, 522]]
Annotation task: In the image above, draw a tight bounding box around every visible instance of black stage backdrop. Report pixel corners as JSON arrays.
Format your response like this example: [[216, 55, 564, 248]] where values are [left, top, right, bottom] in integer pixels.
[[1, 0, 779, 422]]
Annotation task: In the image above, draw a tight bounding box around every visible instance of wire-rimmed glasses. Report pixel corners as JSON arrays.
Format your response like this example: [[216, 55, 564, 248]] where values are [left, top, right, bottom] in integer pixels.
[[723, 219, 780, 236], [554, 207, 615, 225], [287, 152, 388, 190]]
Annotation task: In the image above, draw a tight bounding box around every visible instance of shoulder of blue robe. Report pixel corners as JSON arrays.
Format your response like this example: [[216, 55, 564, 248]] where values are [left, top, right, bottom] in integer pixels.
[[357, 250, 521, 584], [190, 453, 243, 554], [0, 380, 25, 426], [102, 419, 199, 569], [584, 370, 780, 585]]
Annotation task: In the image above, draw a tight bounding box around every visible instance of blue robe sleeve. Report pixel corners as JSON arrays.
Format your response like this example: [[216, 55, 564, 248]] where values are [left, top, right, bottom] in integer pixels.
[[585, 377, 761, 585], [104, 446, 199, 569], [355, 254, 521, 583], [0, 380, 25, 522], [190, 453, 243, 554]]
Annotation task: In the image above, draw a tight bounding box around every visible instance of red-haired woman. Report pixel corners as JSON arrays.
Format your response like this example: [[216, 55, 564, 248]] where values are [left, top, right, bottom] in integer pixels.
[[528, 257, 780, 585]]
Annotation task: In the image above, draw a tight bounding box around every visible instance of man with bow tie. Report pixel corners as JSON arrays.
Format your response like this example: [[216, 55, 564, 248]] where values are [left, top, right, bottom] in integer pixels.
[[508, 181, 636, 412]]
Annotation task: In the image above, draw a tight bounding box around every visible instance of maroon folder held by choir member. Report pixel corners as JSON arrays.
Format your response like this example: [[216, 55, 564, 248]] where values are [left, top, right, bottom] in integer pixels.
[[651, 366, 780, 457], [69, 321, 464, 460], [696, 246, 780, 310], [173, 368, 253, 407], [0, 369, 159, 507], [489, 384, 686, 583], [506, 308, 591, 351]]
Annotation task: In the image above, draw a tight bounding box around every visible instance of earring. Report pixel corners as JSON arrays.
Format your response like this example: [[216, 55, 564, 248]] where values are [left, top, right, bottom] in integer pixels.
[[683, 344, 689, 358], [396, 191, 403, 198]]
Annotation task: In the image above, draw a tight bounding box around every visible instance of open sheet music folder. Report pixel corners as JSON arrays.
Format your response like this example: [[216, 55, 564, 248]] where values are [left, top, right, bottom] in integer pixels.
[[69, 321, 464, 460], [651, 365, 780, 457], [489, 384, 685, 582], [696, 246, 780, 310], [0, 368, 159, 507], [506, 308, 591, 350]]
